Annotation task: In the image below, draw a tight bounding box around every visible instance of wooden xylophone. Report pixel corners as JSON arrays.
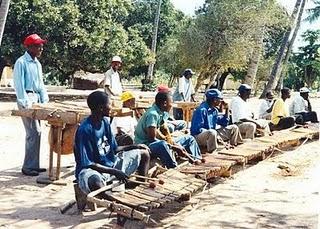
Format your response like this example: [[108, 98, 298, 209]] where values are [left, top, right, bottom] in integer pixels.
[[179, 124, 319, 181], [86, 169, 207, 223]]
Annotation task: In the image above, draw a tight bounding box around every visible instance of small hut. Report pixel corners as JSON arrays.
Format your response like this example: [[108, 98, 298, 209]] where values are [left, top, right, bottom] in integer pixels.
[[72, 71, 105, 90]]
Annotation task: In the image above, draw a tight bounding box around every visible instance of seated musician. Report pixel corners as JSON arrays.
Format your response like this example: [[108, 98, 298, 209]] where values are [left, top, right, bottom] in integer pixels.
[[111, 91, 137, 146], [271, 88, 303, 130], [157, 84, 187, 133], [73, 91, 150, 194], [289, 87, 318, 123], [191, 89, 243, 153], [259, 91, 275, 120], [134, 92, 202, 168], [230, 84, 271, 139]]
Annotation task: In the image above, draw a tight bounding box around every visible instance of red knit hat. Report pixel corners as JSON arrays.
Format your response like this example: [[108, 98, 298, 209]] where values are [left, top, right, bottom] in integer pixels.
[[23, 34, 47, 47], [157, 84, 171, 93]]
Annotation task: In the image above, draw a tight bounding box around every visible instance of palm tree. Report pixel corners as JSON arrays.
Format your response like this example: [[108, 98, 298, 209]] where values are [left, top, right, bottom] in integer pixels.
[[306, 0, 320, 22], [260, 0, 302, 98], [0, 0, 10, 46], [275, 0, 307, 91]]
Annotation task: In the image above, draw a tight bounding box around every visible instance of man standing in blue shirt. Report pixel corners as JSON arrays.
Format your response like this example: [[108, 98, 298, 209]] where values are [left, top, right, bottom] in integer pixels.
[[13, 34, 49, 176], [74, 91, 150, 194], [134, 92, 202, 168], [191, 89, 242, 153]]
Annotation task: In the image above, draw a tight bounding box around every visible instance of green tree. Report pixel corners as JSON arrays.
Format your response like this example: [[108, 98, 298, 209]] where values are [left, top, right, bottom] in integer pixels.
[[285, 30, 320, 89], [1, 0, 152, 84], [175, 0, 289, 92], [306, 0, 320, 22]]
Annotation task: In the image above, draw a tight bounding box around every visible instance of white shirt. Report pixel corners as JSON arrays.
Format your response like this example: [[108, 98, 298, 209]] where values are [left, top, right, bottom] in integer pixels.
[[111, 116, 137, 137], [259, 99, 273, 119], [104, 68, 122, 96], [173, 76, 195, 102], [230, 96, 253, 123], [289, 95, 308, 115]]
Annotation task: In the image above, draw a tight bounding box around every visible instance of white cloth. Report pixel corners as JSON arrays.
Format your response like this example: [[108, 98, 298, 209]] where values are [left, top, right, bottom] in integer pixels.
[[173, 76, 195, 102], [230, 96, 253, 123], [259, 99, 273, 119], [104, 68, 122, 96], [289, 95, 308, 115], [111, 116, 137, 137]]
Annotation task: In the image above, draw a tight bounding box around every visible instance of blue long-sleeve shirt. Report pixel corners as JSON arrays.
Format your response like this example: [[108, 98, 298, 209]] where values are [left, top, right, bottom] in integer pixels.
[[13, 52, 49, 108], [190, 102, 229, 136]]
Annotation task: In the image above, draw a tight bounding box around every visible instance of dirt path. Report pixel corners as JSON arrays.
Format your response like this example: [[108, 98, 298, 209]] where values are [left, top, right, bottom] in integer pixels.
[[0, 101, 319, 228]]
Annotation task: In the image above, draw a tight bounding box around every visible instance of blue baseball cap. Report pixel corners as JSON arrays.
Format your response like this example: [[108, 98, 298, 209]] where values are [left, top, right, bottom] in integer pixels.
[[238, 84, 252, 93], [205, 89, 223, 100]]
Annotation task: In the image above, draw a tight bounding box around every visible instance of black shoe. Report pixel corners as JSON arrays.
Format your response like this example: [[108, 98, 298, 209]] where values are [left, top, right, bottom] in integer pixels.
[[22, 168, 39, 176], [33, 168, 47, 173]]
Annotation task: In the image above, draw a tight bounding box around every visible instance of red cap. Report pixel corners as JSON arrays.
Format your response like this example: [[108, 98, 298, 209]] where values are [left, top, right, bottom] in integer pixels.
[[157, 84, 171, 93], [23, 34, 47, 47]]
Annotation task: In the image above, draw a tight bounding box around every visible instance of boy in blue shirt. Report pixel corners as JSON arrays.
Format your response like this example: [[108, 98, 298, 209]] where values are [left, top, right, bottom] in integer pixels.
[[191, 89, 242, 153], [74, 91, 150, 194]]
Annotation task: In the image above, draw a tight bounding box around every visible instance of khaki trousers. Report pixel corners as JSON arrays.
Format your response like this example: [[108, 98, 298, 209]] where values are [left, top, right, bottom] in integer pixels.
[[195, 125, 242, 153]]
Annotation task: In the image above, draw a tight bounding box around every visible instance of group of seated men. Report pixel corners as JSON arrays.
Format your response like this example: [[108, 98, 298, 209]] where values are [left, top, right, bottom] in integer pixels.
[[74, 85, 318, 195]]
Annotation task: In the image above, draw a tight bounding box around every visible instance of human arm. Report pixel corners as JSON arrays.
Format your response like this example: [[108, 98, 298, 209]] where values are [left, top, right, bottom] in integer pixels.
[[178, 77, 185, 101], [116, 144, 149, 153], [266, 100, 276, 113], [104, 85, 115, 96], [37, 63, 49, 104], [13, 60, 30, 108], [191, 94, 196, 102], [104, 72, 116, 96], [88, 163, 128, 182], [190, 108, 208, 135]]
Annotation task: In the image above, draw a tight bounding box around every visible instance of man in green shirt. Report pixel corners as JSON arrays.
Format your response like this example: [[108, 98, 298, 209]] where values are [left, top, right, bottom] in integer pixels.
[[134, 92, 202, 168]]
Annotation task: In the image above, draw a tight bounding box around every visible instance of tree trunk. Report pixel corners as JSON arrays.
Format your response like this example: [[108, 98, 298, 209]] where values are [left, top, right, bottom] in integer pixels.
[[194, 65, 219, 92], [244, 48, 261, 88], [206, 72, 219, 90], [260, 0, 302, 98], [275, 0, 307, 92], [217, 70, 231, 91], [146, 0, 162, 82], [0, 0, 10, 46]]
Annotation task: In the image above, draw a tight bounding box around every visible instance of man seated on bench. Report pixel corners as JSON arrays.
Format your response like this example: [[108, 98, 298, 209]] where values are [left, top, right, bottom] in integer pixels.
[[259, 91, 275, 120], [134, 92, 202, 168], [289, 87, 318, 124], [191, 89, 243, 153], [157, 84, 187, 133], [74, 91, 150, 194], [271, 88, 303, 130], [230, 84, 271, 139], [111, 91, 137, 146]]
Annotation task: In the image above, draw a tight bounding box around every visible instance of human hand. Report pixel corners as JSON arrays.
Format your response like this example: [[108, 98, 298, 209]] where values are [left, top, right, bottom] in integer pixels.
[[113, 170, 129, 183]]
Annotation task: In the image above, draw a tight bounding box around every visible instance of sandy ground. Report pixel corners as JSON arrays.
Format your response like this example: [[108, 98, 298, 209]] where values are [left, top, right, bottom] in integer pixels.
[[0, 96, 319, 228]]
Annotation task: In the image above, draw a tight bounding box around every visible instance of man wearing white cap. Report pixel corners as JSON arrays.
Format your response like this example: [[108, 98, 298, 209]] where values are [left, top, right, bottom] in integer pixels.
[[289, 87, 318, 123], [104, 56, 123, 96], [230, 84, 271, 139]]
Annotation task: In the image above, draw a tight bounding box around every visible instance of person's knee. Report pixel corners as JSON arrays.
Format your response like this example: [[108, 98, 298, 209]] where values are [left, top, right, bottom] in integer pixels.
[[87, 174, 104, 192], [206, 129, 217, 139], [140, 149, 150, 162], [230, 124, 239, 133]]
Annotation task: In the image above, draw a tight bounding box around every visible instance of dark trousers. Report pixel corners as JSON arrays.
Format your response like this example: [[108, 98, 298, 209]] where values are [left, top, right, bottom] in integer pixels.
[[173, 108, 183, 120], [276, 117, 295, 130], [297, 111, 318, 123]]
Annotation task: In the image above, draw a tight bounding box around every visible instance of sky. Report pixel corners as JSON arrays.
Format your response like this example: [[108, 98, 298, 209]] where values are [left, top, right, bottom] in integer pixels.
[[170, 0, 320, 50]]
